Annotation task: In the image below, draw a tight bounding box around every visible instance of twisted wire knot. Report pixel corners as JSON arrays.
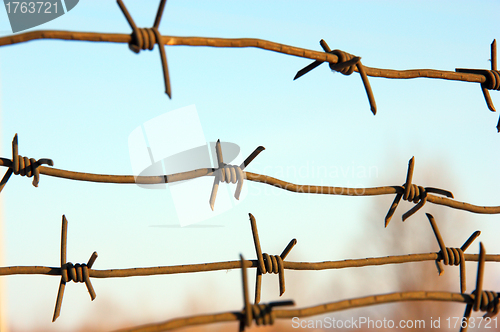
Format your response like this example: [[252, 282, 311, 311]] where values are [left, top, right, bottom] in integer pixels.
[[250, 303, 275, 326], [483, 70, 500, 91], [260, 253, 284, 275], [384, 157, 454, 226], [52, 216, 98, 322], [427, 214, 480, 294], [218, 164, 245, 186], [329, 49, 359, 75], [117, 0, 171, 97], [249, 214, 297, 303], [456, 40, 498, 115], [129, 27, 161, 52], [402, 183, 426, 204], [210, 141, 264, 210], [1, 134, 54, 194], [61, 262, 90, 283], [12, 154, 52, 187], [470, 290, 500, 316], [294, 39, 377, 114], [439, 247, 464, 266]]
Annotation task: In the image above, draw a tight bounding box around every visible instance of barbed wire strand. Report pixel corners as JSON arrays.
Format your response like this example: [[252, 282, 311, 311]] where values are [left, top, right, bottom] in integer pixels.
[[2, 135, 500, 221], [2, 214, 499, 323], [52, 215, 98, 322], [114, 247, 499, 332], [460, 243, 499, 332], [426, 213, 480, 294], [0, 1, 497, 125]]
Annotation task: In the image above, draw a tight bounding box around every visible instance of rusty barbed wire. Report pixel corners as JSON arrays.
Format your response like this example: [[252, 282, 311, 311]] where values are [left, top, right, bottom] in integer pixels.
[[1, 3, 499, 329], [52, 215, 98, 322], [0, 1, 497, 127], [2, 134, 500, 222], [114, 245, 499, 332], [1, 213, 499, 324], [426, 213, 481, 294], [0, 134, 53, 192], [294, 39, 377, 115]]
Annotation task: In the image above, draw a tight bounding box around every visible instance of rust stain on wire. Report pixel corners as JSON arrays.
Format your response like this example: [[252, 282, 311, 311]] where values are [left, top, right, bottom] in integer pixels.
[[0, 2, 497, 127]]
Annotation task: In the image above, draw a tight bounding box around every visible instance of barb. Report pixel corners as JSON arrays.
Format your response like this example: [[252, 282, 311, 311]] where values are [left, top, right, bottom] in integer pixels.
[[385, 157, 454, 226], [294, 39, 377, 115], [248, 213, 296, 303], [1, 146, 499, 219], [426, 213, 480, 293], [0, 134, 54, 193], [460, 243, 500, 332], [0, 13, 497, 124], [238, 254, 294, 331], [209, 140, 251, 210], [52, 215, 98, 322], [116, 0, 171, 97], [456, 40, 500, 130]]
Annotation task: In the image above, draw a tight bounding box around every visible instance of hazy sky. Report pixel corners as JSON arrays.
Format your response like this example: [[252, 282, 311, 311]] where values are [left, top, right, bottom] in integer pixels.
[[1, 1, 500, 331]]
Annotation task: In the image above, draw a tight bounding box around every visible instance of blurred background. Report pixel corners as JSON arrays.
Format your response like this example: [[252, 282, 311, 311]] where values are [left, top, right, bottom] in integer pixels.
[[1, 0, 500, 331]]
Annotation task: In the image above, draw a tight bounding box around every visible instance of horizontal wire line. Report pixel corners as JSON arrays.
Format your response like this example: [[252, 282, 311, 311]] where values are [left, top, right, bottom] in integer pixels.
[[2, 252, 499, 278], [1, 157, 499, 215], [113, 291, 472, 332], [0, 31, 487, 84]]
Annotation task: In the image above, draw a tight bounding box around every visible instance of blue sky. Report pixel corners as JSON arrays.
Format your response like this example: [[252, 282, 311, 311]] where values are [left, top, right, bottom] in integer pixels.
[[1, 1, 500, 331]]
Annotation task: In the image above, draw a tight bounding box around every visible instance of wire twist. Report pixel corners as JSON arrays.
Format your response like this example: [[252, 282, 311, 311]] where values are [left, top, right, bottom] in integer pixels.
[[61, 262, 92, 284], [426, 213, 480, 293], [239, 254, 294, 332], [52, 215, 98, 322], [130, 27, 161, 51], [116, 0, 171, 97], [0, 134, 54, 193], [384, 157, 454, 226], [461, 243, 500, 332], [294, 39, 377, 115], [470, 290, 500, 316], [209, 140, 265, 210], [249, 213, 296, 303], [456, 40, 500, 130], [329, 49, 359, 76], [482, 70, 500, 91], [218, 164, 245, 186]]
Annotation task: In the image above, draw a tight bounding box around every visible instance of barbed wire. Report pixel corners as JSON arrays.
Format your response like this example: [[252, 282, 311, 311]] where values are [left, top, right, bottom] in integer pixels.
[[1, 2, 499, 330], [0, 1, 497, 128], [2, 134, 500, 225], [1, 212, 499, 327], [113, 245, 498, 332]]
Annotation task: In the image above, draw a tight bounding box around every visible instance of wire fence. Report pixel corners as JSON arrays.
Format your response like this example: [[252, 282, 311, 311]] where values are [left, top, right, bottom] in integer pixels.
[[0, 1, 499, 331], [0, 1, 498, 127], [1, 213, 499, 331]]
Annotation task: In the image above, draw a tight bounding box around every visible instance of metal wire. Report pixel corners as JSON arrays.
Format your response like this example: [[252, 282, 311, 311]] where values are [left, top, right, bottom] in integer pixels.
[[1, 213, 499, 326], [1, 2, 499, 330], [112, 244, 498, 332], [2, 135, 500, 223], [0, 1, 497, 127]]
